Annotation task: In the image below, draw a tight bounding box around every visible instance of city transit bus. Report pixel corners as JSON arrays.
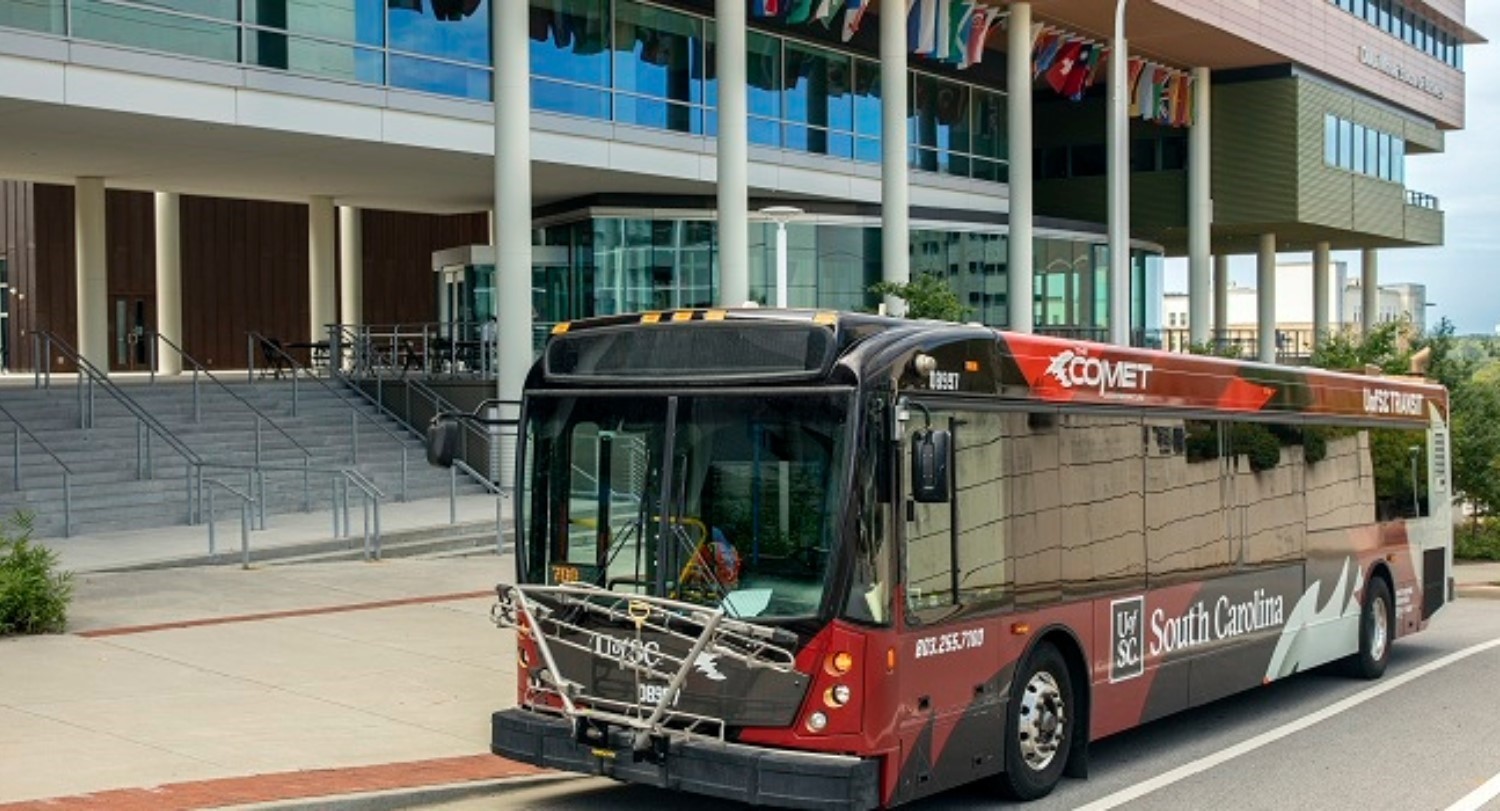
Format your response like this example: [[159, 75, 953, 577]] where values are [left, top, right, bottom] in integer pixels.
[[426, 308, 1453, 809]]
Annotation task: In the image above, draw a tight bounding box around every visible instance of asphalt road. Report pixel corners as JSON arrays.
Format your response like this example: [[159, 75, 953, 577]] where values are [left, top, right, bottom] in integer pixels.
[[429, 598, 1500, 811]]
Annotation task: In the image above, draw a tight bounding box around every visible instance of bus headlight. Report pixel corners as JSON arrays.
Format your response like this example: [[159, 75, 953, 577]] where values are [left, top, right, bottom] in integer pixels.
[[806, 711, 829, 732], [824, 684, 851, 708]]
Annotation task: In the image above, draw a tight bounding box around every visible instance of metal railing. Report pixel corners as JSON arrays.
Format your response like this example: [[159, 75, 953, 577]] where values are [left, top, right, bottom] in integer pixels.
[[200, 477, 255, 568], [34, 330, 203, 517], [1406, 189, 1441, 210], [146, 331, 316, 471], [248, 332, 409, 501], [0, 400, 73, 537]]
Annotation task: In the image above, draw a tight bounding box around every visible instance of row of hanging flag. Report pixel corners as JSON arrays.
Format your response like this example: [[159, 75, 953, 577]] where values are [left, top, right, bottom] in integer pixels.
[[1031, 24, 1195, 127], [751, 1, 1193, 126], [751, 0, 870, 42], [751, 0, 998, 68]]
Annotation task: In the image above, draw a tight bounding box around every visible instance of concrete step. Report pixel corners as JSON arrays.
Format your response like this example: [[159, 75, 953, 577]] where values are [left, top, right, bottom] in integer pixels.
[[97, 520, 503, 571]]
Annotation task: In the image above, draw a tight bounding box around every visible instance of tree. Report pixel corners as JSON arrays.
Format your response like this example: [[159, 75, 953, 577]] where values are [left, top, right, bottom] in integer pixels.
[[1452, 378, 1500, 520], [869, 273, 970, 322]]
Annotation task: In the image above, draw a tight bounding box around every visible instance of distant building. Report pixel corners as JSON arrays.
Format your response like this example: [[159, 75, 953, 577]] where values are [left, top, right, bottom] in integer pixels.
[[1162, 263, 1427, 355]]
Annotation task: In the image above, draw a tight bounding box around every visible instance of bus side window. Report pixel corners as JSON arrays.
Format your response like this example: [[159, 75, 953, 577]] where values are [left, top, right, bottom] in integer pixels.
[[955, 411, 1009, 608]]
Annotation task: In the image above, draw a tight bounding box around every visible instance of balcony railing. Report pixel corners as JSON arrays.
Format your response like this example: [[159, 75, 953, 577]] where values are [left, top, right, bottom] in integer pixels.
[[1406, 189, 1441, 210]]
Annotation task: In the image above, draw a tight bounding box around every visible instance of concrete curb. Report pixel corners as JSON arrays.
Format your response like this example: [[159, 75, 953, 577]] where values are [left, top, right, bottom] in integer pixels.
[[224, 773, 581, 811], [1456, 584, 1500, 600]]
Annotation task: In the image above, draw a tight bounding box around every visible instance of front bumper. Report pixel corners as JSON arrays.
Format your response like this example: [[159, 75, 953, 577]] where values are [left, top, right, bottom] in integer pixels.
[[492, 708, 880, 811]]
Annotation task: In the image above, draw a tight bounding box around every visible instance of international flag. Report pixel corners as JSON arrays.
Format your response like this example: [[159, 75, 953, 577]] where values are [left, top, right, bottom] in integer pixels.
[[841, 0, 869, 41], [786, 0, 814, 24], [1044, 39, 1083, 93], [1064, 43, 1097, 99], [963, 7, 997, 68], [1126, 58, 1144, 116], [946, 0, 974, 65], [1133, 61, 1155, 119], [753, 0, 783, 17], [814, 0, 846, 26], [912, 0, 938, 57], [1033, 30, 1064, 77]]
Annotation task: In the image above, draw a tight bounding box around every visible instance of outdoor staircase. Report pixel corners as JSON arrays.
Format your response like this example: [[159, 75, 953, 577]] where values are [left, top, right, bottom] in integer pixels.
[[0, 375, 491, 539]]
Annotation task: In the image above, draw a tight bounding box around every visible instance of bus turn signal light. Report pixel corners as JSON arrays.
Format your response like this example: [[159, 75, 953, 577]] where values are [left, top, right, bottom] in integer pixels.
[[826, 651, 853, 676]]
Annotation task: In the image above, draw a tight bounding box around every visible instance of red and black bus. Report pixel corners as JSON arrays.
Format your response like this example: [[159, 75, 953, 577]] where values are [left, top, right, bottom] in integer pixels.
[[430, 309, 1453, 809]]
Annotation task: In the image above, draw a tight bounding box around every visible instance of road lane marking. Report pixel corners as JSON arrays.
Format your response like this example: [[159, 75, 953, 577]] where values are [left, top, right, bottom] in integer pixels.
[[1076, 636, 1500, 811], [1445, 770, 1500, 811]]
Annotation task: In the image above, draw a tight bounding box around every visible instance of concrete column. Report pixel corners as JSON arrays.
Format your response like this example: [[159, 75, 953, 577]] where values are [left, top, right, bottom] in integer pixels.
[[1256, 233, 1276, 363], [74, 177, 109, 371], [1361, 247, 1378, 336], [308, 196, 337, 344], [879, 0, 910, 314], [1213, 253, 1229, 342], [1107, 13, 1131, 345], [1313, 241, 1330, 349], [715, 0, 749, 307], [154, 192, 182, 376], [1006, 2, 1034, 333], [1187, 66, 1212, 346], [494, 0, 532, 482], [338, 206, 363, 327]]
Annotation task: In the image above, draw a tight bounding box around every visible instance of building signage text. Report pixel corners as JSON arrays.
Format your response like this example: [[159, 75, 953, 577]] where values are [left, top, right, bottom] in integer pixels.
[[1358, 46, 1445, 100]]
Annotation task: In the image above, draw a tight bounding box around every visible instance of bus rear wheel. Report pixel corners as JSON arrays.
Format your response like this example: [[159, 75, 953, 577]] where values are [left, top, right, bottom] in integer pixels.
[[997, 642, 1073, 801], [1345, 577, 1393, 680]]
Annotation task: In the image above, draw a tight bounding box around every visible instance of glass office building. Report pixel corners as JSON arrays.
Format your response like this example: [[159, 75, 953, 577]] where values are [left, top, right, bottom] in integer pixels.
[[0, 0, 1162, 336]]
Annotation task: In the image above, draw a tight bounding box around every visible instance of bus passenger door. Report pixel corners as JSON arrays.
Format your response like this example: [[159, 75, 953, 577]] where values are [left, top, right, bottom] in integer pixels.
[[893, 409, 1011, 803]]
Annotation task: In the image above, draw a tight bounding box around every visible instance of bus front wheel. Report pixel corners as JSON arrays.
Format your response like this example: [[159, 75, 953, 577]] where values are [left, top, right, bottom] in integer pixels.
[[1346, 576, 1393, 680], [997, 642, 1073, 801]]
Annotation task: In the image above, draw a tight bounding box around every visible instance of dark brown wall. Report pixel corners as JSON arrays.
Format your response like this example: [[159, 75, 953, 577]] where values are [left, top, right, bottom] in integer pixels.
[[181, 195, 309, 369], [360, 209, 489, 326], [3, 182, 488, 371]]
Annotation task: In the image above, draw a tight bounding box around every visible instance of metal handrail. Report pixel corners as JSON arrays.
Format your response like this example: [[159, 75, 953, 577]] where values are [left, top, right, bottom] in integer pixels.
[[199, 477, 255, 568], [34, 330, 203, 465], [146, 331, 315, 465], [0, 400, 74, 537], [248, 331, 410, 500]]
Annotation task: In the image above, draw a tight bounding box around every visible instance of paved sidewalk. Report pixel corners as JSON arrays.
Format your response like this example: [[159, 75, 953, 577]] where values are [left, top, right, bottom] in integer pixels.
[[37, 492, 507, 574], [1455, 560, 1500, 599], [0, 497, 540, 810]]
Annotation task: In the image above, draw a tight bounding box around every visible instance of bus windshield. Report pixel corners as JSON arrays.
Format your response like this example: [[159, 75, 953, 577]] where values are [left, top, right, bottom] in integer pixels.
[[518, 390, 853, 621]]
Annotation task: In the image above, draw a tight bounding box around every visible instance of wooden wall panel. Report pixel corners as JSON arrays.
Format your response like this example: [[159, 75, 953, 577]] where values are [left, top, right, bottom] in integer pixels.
[[181, 195, 309, 369], [0, 182, 36, 371], [359, 209, 489, 327]]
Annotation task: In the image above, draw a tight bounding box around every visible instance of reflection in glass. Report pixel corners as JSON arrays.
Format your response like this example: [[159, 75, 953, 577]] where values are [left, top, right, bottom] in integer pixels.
[[390, 53, 490, 99], [390, 0, 488, 65], [613, 1, 703, 133], [247, 34, 384, 84], [783, 41, 853, 156], [72, 0, 238, 61], [0, 0, 66, 34]]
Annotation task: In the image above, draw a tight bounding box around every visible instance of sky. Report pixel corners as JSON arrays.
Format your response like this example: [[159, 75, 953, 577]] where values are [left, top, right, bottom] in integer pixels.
[[1163, 4, 1500, 336]]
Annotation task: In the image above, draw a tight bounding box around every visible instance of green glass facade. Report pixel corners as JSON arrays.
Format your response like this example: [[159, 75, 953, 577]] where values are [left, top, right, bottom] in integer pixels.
[[529, 213, 1162, 346]]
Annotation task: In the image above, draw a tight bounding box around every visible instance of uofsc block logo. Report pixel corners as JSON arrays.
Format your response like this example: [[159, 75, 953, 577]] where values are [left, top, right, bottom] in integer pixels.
[[1110, 596, 1145, 682]]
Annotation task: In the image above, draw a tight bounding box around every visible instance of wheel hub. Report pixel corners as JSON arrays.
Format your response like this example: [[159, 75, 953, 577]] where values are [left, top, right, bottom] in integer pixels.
[[1017, 671, 1066, 771]]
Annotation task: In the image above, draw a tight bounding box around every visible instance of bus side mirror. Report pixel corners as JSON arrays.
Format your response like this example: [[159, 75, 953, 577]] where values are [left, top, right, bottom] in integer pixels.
[[911, 429, 951, 503], [426, 416, 460, 468]]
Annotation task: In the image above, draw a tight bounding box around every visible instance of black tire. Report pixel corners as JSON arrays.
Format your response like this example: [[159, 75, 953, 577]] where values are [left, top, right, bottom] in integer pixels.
[[1346, 577, 1393, 680], [997, 642, 1074, 801]]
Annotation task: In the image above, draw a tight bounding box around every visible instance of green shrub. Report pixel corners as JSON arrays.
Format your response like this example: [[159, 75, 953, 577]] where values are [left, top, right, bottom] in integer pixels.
[[1456, 519, 1500, 562], [0, 514, 74, 635], [1230, 423, 1282, 472]]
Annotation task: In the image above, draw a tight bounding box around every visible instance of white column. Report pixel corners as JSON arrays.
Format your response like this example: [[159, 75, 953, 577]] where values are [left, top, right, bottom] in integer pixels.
[[1313, 241, 1330, 349], [1107, 3, 1131, 345], [308, 196, 336, 344], [154, 192, 182, 376], [74, 177, 109, 371], [1361, 247, 1378, 336], [1256, 233, 1276, 363], [715, 0, 749, 307], [338, 206, 363, 327], [1007, 2, 1034, 333], [880, 0, 910, 314], [1187, 66, 1212, 346], [1213, 253, 1229, 342], [494, 0, 532, 488]]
